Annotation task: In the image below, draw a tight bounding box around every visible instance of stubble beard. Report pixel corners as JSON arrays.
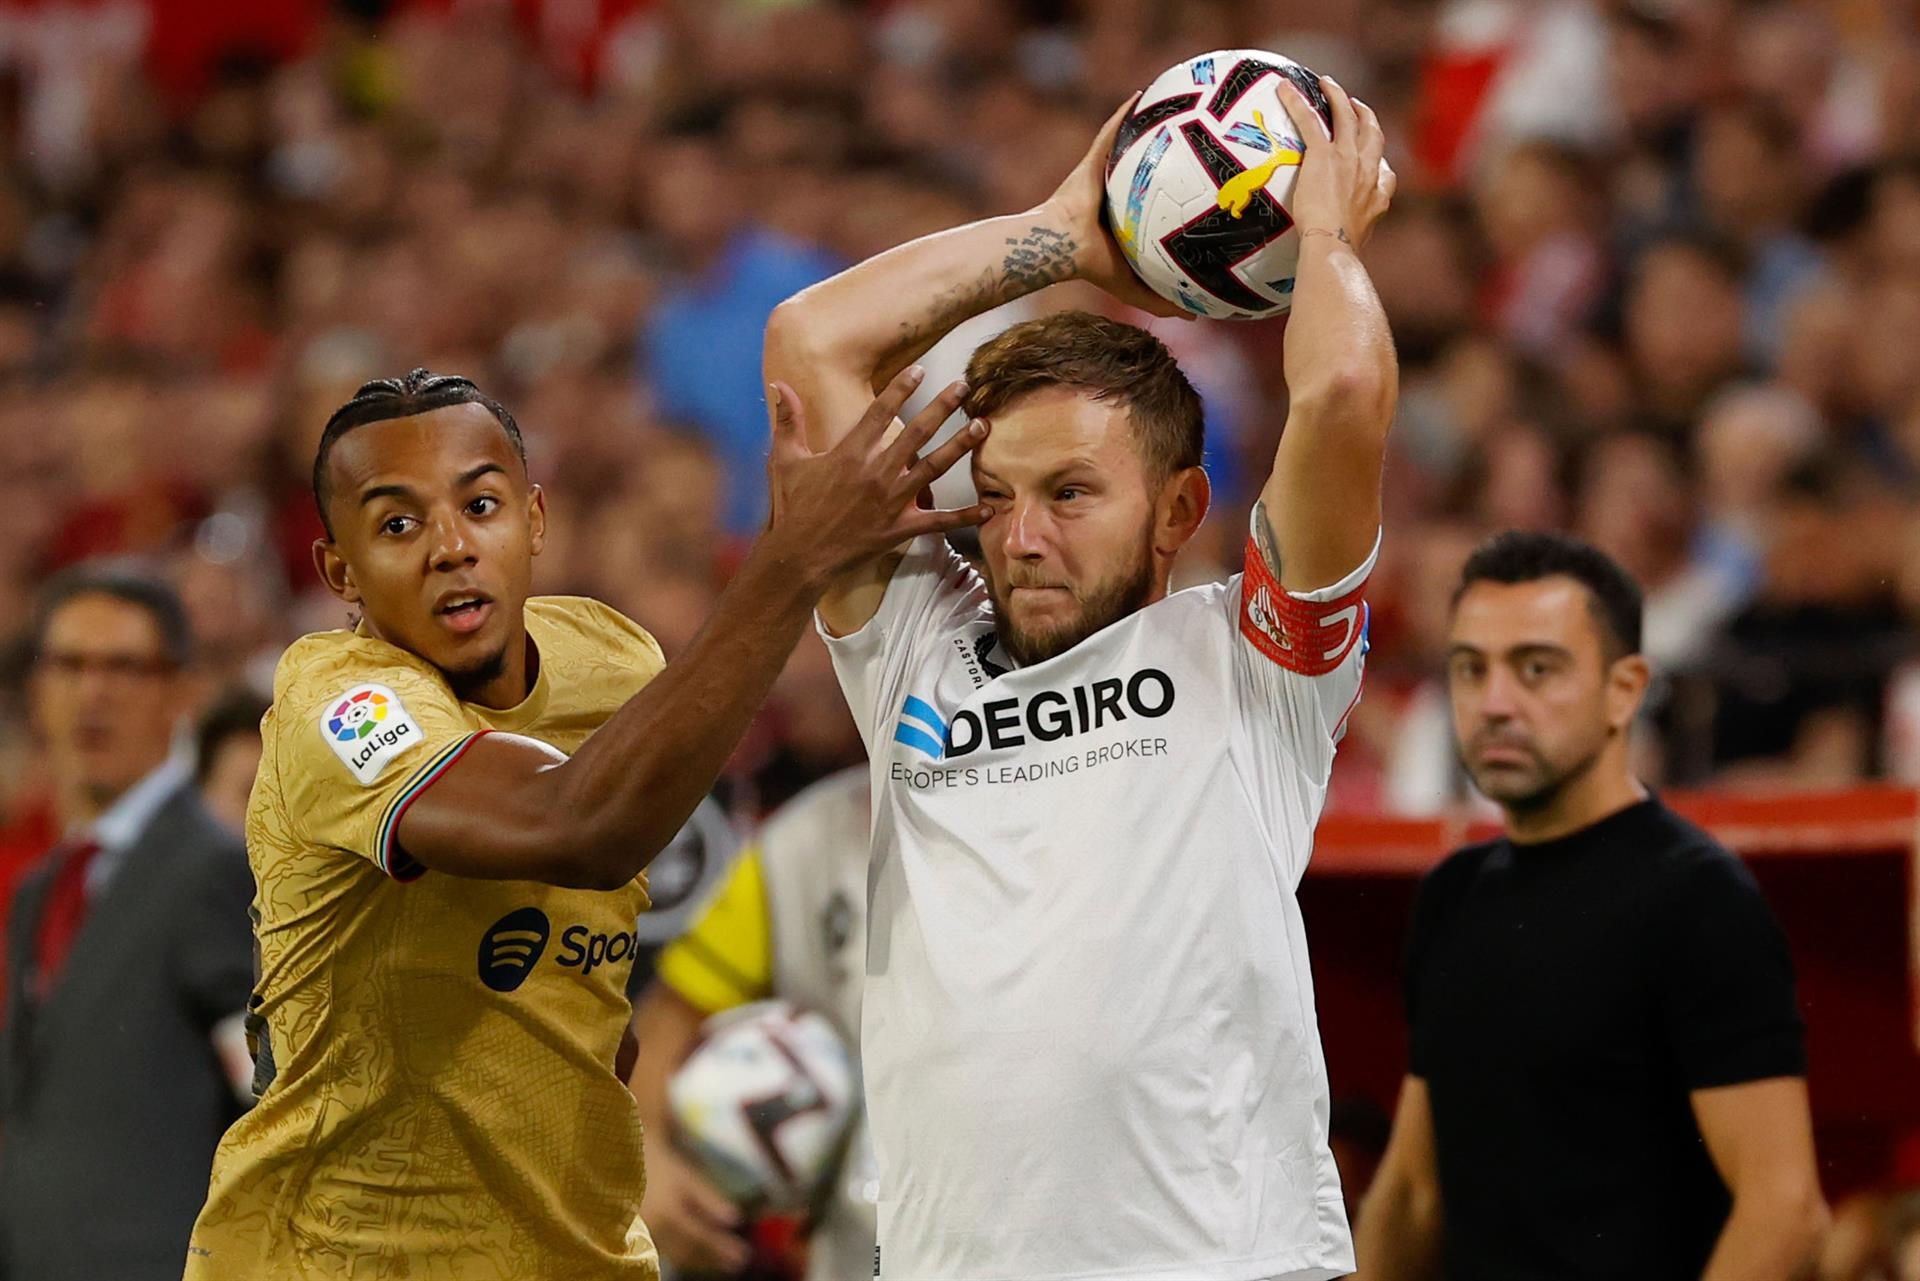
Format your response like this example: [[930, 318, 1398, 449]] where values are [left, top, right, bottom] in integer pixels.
[[1461, 735, 1605, 816], [446, 643, 511, 702], [990, 531, 1157, 667]]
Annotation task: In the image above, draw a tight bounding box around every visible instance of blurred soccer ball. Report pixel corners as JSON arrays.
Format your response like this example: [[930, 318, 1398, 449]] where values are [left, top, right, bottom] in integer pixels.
[[1104, 49, 1333, 320], [667, 1000, 858, 1212]]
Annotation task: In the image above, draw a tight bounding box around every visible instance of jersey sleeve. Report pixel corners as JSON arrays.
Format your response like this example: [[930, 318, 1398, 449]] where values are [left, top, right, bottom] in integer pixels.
[[271, 651, 482, 881], [654, 846, 772, 1014], [1232, 515, 1378, 750], [1659, 853, 1807, 1089], [818, 535, 986, 755], [1225, 517, 1379, 884]]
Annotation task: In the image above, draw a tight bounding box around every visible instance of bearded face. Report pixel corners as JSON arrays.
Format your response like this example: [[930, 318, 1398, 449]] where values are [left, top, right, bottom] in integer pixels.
[[970, 388, 1179, 668], [1447, 577, 1633, 815], [986, 524, 1156, 666]]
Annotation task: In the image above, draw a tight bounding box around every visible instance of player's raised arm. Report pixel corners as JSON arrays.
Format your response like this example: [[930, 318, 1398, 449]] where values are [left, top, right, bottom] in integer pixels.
[[1258, 76, 1397, 592], [765, 96, 1184, 635], [392, 369, 985, 889]]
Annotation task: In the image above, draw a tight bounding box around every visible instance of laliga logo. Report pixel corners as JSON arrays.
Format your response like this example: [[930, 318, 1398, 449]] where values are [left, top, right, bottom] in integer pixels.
[[329, 688, 414, 770], [319, 683, 424, 784], [329, 688, 391, 741]]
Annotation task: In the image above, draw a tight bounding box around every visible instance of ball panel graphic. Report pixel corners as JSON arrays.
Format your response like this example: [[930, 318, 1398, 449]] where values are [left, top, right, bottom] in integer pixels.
[[1103, 49, 1334, 320]]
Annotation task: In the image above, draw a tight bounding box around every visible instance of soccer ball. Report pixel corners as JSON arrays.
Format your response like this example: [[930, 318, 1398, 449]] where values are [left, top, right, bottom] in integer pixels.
[[667, 1000, 858, 1211], [1104, 49, 1333, 320]]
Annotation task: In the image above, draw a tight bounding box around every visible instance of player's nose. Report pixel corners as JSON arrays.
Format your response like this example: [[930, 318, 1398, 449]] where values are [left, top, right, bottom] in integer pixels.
[[1004, 496, 1050, 559], [426, 514, 477, 572], [1476, 667, 1523, 719]]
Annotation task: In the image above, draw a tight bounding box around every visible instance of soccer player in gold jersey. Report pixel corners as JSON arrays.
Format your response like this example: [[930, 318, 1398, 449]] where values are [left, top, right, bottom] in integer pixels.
[[185, 367, 985, 1280]]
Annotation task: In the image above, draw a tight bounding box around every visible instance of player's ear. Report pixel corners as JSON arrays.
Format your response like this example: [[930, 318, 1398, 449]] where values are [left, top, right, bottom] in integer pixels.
[[313, 538, 361, 605], [1154, 465, 1211, 557], [1606, 652, 1651, 733], [527, 483, 547, 557]]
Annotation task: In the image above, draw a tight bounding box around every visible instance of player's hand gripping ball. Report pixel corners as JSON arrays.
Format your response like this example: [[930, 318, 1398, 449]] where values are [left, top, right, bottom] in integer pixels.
[[667, 1000, 858, 1213], [1103, 50, 1335, 320]]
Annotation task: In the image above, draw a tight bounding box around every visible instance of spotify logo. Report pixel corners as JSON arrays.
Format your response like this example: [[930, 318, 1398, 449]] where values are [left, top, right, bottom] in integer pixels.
[[478, 907, 550, 992]]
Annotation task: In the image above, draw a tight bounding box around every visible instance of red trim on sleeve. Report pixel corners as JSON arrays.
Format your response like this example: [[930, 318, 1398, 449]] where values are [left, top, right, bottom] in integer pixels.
[[379, 730, 491, 882], [1239, 537, 1370, 676]]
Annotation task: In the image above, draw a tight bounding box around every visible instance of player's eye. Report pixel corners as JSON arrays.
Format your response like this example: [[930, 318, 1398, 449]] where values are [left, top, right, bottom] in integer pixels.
[[379, 515, 416, 536], [467, 495, 500, 517], [1056, 487, 1082, 502]]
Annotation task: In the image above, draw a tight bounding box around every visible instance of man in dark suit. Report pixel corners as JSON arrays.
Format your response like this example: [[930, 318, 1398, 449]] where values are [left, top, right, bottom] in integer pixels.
[[0, 565, 256, 1281]]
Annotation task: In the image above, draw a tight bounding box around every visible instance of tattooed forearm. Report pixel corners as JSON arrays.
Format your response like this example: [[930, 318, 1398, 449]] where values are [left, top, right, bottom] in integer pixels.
[[999, 225, 1077, 294], [890, 265, 998, 370], [1251, 499, 1283, 575], [882, 226, 1080, 380]]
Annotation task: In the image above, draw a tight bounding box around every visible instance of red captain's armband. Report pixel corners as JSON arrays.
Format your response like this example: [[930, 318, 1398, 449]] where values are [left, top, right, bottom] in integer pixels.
[[1239, 537, 1369, 676]]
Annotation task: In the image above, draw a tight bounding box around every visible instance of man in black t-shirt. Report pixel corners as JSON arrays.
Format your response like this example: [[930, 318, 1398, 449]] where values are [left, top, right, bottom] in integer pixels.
[[1354, 532, 1827, 1281]]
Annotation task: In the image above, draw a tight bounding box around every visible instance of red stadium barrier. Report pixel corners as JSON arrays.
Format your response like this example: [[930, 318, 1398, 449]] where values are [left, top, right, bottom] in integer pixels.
[[1311, 785, 1920, 871]]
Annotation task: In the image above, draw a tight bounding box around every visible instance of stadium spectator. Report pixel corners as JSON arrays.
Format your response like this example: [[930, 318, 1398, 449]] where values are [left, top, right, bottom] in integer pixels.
[[1688, 99, 1827, 364], [1704, 454, 1908, 784], [0, 0, 1914, 831], [637, 110, 843, 536], [1476, 140, 1607, 356], [1623, 233, 1754, 436], [193, 684, 271, 836], [1356, 531, 1825, 1281], [1574, 430, 1744, 672], [0, 565, 254, 1281], [1694, 384, 1821, 572]]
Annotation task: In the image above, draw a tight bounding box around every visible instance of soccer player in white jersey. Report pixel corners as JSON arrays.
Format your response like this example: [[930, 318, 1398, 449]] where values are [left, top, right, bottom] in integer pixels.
[[630, 768, 875, 1281], [763, 73, 1396, 1281]]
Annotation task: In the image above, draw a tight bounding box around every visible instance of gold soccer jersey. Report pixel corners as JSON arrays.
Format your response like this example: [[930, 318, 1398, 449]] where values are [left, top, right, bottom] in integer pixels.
[[188, 597, 665, 1281]]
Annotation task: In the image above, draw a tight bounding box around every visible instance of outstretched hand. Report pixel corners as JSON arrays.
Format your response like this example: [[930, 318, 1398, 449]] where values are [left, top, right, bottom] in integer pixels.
[[1043, 95, 1194, 321], [1274, 74, 1396, 251], [763, 365, 988, 585]]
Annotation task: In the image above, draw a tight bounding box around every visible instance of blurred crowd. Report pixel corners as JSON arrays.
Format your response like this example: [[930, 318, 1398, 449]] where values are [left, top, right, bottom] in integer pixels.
[[2, 0, 1920, 840], [0, 2, 1918, 1274]]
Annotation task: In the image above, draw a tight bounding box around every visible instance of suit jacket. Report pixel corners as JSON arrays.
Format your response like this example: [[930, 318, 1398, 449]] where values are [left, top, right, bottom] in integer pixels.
[[0, 784, 255, 1281]]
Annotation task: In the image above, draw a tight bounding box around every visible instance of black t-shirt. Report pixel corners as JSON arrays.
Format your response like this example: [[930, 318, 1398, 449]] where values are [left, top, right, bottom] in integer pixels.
[[1406, 798, 1805, 1281]]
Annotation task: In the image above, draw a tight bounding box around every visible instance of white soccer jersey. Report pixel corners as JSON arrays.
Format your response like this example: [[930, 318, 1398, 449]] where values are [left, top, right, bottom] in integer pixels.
[[821, 518, 1373, 1281], [758, 770, 878, 1281]]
